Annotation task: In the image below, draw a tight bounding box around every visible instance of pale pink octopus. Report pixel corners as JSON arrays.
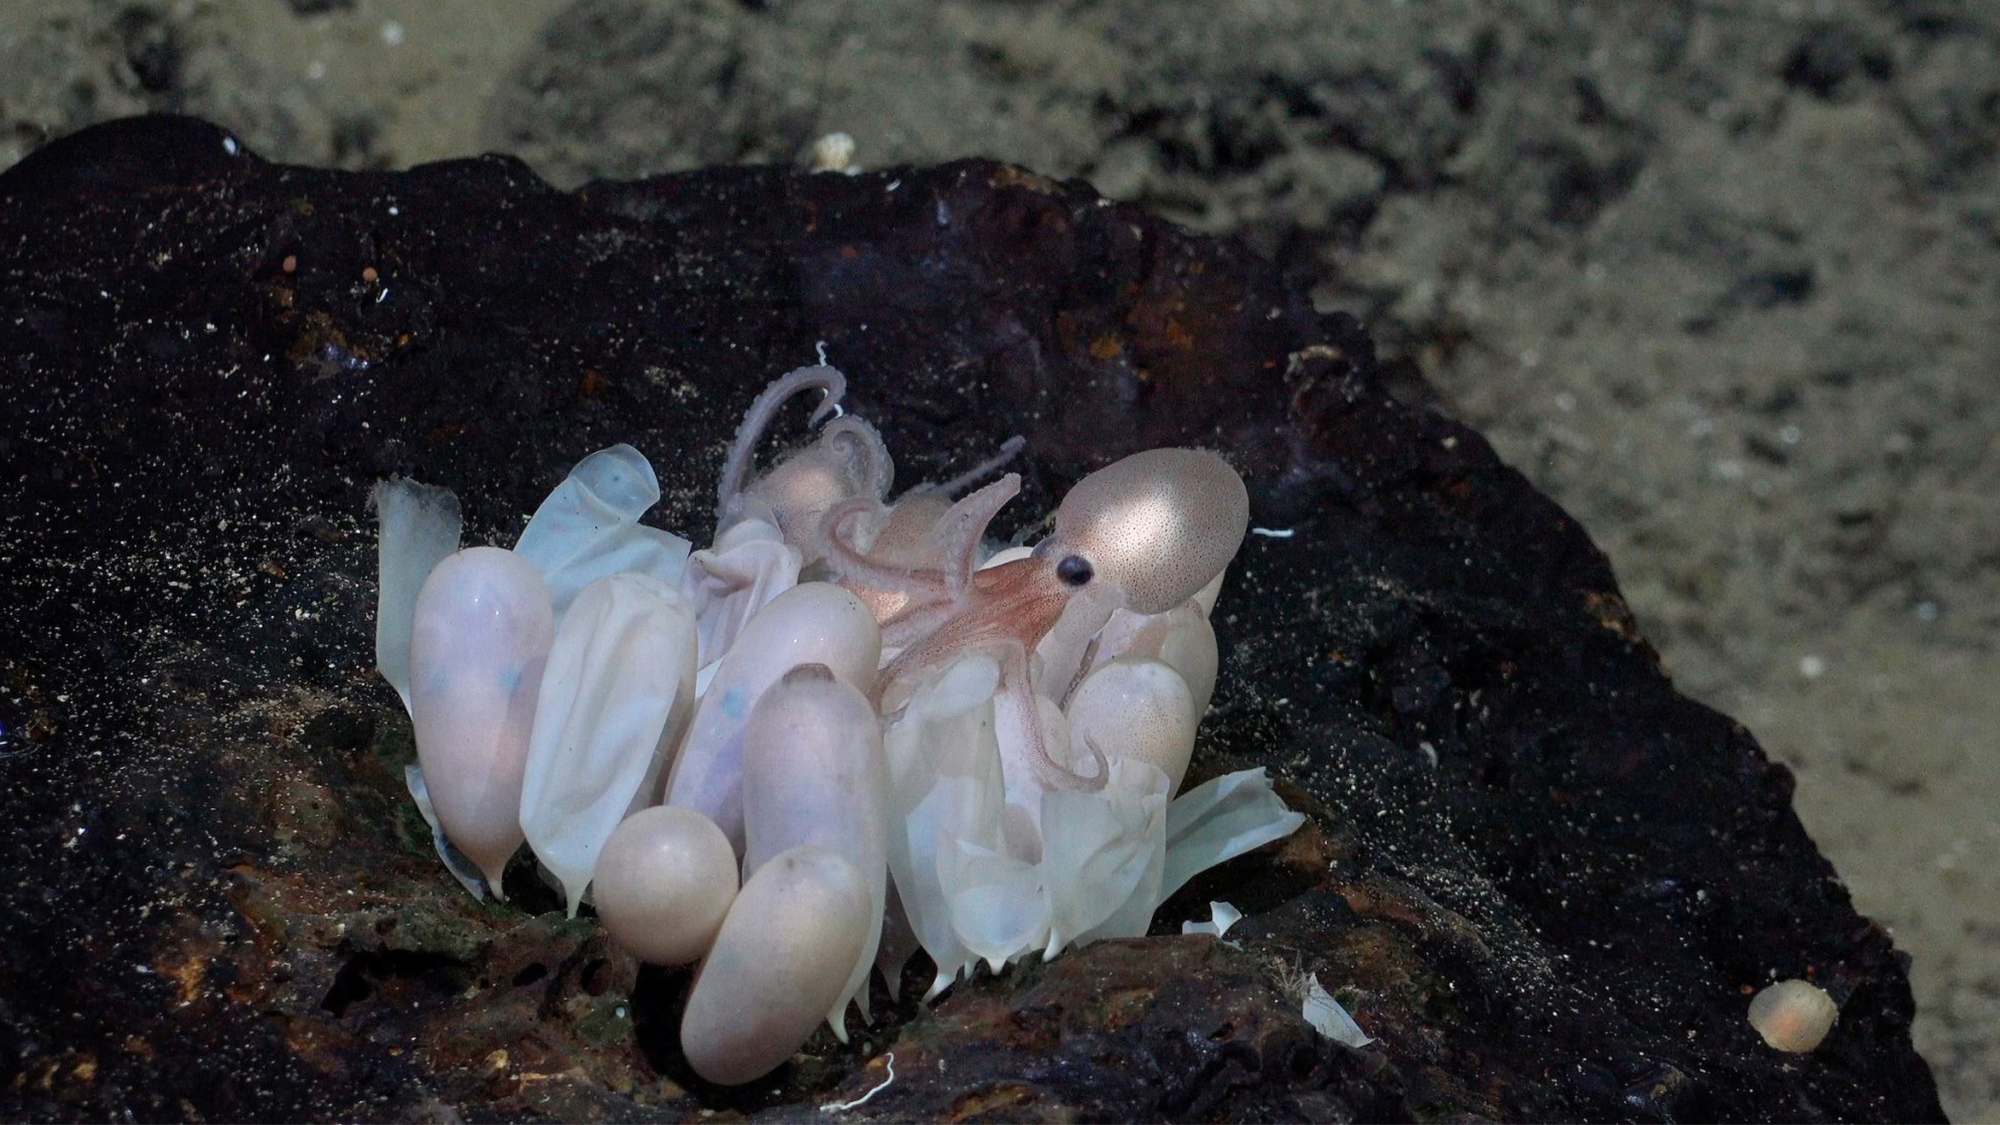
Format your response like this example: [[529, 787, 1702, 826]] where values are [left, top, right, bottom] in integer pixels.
[[716, 366, 1250, 793], [712, 364, 1020, 567]]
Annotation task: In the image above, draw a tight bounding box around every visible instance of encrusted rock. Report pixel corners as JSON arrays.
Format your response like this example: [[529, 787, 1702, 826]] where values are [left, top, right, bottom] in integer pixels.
[[0, 117, 1941, 1120]]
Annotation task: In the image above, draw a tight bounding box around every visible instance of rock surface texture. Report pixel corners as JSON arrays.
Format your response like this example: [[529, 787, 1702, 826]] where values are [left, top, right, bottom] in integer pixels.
[[0, 118, 1942, 1121]]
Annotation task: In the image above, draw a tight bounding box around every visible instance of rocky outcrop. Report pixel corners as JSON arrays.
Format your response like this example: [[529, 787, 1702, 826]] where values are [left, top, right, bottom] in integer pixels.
[[0, 117, 1940, 1121]]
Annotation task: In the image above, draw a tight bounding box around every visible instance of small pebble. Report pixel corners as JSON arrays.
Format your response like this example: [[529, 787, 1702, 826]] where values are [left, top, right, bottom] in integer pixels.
[[810, 132, 857, 174], [1748, 979, 1837, 1052]]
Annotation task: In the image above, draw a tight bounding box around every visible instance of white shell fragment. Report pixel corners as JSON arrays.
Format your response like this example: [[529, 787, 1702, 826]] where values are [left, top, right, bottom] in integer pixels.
[[1748, 979, 1838, 1052], [663, 582, 881, 850], [740, 664, 889, 1038], [403, 763, 490, 899], [680, 517, 802, 668], [1181, 901, 1243, 938], [886, 655, 1290, 988], [519, 572, 700, 914], [408, 547, 555, 891], [370, 477, 462, 717], [513, 444, 691, 619], [810, 130, 857, 174], [1034, 756, 1171, 957], [591, 806, 739, 966], [681, 845, 873, 1086], [881, 653, 1011, 998], [1302, 972, 1376, 1048], [1160, 767, 1306, 900]]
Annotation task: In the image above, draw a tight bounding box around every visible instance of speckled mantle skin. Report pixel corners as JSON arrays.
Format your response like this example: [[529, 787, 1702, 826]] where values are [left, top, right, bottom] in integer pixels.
[[0, 117, 1941, 1121]]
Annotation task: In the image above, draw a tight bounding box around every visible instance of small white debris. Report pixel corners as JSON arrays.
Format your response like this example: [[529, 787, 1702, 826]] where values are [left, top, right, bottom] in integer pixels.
[[820, 1052, 895, 1112], [1250, 527, 1295, 538], [810, 131, 858, 174], [1181, 901, 1243, 938], [1798, 654, 1826, 679], [381, 20, 405, 46], [1302, 973, 1375, 1048], [1748, 980, 1837, 1052]]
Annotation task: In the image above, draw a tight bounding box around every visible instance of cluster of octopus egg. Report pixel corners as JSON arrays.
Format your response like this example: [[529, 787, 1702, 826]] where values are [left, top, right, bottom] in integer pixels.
[[372, 365, 1304, 1086]]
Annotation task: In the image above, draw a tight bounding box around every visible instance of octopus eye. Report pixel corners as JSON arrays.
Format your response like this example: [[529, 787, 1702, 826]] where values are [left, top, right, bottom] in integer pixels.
[[1056, 554, 1095, 587]]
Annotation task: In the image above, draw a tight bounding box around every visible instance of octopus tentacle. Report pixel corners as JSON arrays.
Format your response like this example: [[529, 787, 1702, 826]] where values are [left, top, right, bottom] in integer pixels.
[[920, 435, 1026, 500], [1056, 634, 1100, 711], [928, 473, 1022, 603], [716, 364, 846, 519], [995, 640, 1108, 794], [821, 415, 895, 501], [870, 575, 1039, 709], [821, 498, 953, 602], [871, 575, 1101, 794]]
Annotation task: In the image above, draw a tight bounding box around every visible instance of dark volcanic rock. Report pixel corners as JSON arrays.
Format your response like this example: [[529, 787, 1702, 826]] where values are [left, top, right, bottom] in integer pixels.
[[0, 116, 1941, 1121]]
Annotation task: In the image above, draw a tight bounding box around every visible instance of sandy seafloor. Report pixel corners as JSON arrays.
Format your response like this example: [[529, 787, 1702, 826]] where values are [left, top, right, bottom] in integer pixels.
[[3, 0, 1994, 1116]]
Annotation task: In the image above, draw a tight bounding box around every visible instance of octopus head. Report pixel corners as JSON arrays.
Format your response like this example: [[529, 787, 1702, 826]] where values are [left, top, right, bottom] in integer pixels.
[[1038, 448, 1249, 615]]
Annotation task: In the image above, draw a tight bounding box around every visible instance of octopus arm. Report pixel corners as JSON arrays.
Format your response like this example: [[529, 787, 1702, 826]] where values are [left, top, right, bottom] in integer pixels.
[[916, 434, 1026, 499], [821, 497, 954, 602], [926, 472, 1021, 603], [994, 639, 1108, 794], [877, 597, 961, 654], [714, 364, 846, 520], [820, 415, 894, 500]]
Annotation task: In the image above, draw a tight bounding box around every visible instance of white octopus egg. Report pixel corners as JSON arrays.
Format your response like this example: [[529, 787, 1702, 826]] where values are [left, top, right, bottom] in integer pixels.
[[680, 844, 872, 1085], [591, 806, 739, 967], [407, 546, 554, 890], [1065, 656, 1199, 793]]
